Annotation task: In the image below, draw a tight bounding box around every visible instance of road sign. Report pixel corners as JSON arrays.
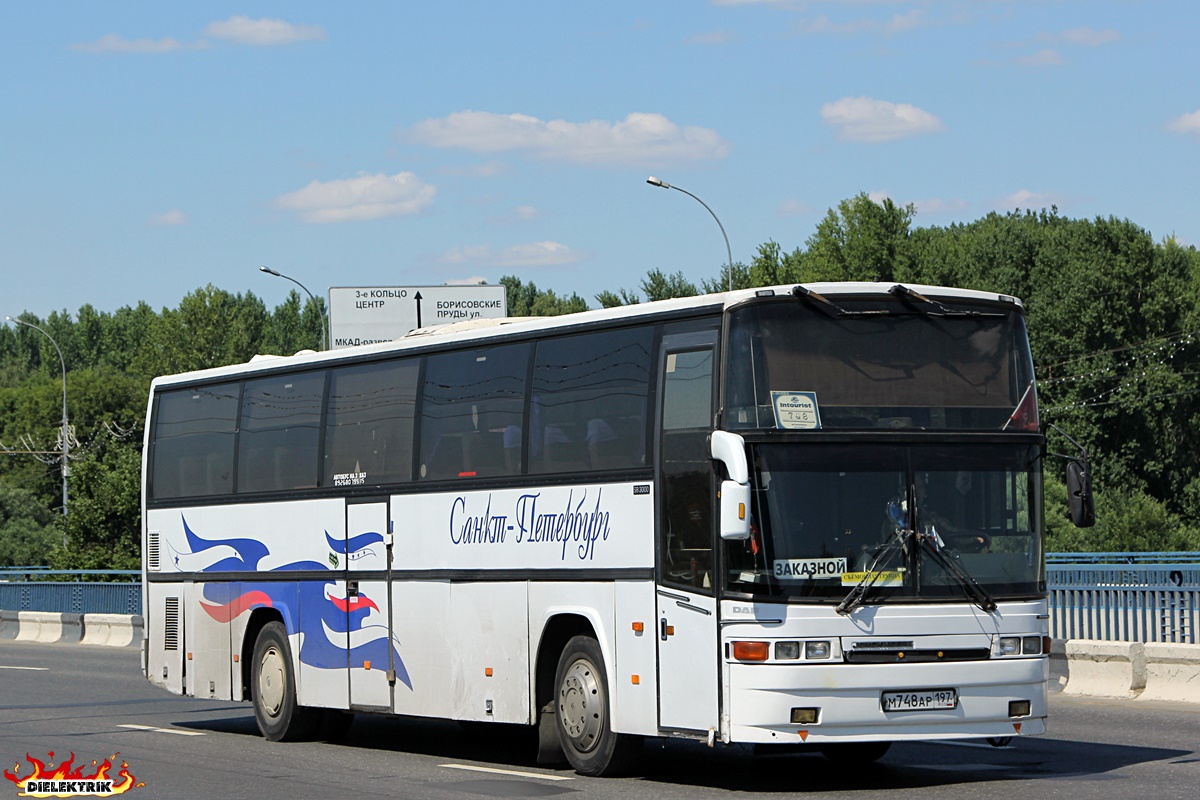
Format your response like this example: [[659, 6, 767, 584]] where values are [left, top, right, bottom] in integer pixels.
[[327, 285, 507, 349]]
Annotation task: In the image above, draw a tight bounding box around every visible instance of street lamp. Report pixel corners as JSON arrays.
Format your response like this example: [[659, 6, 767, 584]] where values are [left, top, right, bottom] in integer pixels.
[[646, 176, 735, 292], [259, 266, 328, 350], [5, 316, 70, 536]]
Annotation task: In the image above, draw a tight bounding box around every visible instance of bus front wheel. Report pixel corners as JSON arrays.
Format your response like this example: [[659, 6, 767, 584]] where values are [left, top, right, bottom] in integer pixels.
[[251, 621, 319, 741], [553, 636, 640, 776]]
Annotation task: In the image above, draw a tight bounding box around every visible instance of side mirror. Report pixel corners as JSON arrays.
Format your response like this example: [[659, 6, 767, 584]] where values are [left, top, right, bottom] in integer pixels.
[[711, 431, 751, 540], [1066, 460, 1095, 528]]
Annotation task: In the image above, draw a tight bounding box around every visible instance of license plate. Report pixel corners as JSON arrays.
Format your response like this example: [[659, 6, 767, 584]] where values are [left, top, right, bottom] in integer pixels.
[[881, 688, 958, 712]]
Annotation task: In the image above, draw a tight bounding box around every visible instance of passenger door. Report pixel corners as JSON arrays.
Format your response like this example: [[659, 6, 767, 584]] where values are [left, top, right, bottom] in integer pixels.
[[655, 330, 720, 734], [345, 497, 394, 710]]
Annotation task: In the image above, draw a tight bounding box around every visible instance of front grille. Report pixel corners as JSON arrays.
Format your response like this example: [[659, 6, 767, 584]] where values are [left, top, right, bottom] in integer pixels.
[[845, 648, 991, 664]]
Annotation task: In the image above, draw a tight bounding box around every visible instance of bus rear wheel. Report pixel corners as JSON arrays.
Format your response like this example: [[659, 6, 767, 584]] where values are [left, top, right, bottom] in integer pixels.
[[553, 636, 640, 776], [251, 621, 319, 741]]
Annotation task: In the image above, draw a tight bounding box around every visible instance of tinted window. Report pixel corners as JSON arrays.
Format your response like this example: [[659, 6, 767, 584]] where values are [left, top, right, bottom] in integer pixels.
[[238, 371, 326, 493], [661, 348, 715, 591], [151, 383, 240, 499], [529, 327, 653, 473], [325, 359, 419, 487], [419, 344, 530, 480]]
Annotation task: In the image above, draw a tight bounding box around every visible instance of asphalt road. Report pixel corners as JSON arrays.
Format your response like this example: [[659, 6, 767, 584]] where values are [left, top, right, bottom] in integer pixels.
[[2, 640, 1198, 799]]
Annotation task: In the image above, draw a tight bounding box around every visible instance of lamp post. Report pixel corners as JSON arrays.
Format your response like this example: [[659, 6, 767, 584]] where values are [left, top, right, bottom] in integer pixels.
[[646, 176, 734, 292], [259, 266, 328, 350], [6, 316, 70, 535]]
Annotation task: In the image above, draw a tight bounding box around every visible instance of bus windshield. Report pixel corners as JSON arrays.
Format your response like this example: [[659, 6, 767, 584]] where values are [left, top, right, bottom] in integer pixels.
[[725, 298, 1036, 431], [725, 442, 1045, 602]]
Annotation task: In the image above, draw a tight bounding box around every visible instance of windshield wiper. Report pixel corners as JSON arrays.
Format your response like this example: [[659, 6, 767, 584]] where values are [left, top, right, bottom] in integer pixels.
[[792, 285, 891, 317], [918, 530, 998, 613], [888, 284, 1003, 317], [836, 528, 910, 615]]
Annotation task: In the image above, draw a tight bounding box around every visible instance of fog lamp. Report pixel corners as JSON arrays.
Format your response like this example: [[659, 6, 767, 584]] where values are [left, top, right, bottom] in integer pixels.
[[1009, 700, 1031, 717], [791, 707, 820, 724]]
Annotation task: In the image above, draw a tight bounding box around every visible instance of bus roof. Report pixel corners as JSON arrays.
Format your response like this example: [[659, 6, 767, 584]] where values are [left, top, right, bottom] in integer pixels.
[[148, 282, 1022, 390]]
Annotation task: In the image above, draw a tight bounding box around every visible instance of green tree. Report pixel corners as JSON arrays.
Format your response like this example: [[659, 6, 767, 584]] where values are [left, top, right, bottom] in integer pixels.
[[0, 481, 57, 566], [801, 193, 915, 283]]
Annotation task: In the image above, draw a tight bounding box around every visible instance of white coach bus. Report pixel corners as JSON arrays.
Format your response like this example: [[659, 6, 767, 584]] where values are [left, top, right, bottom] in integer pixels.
[[141, 282, 1092, 775]]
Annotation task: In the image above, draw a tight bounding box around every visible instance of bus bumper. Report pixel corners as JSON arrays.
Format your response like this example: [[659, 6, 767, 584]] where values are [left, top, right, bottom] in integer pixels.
[[725, 657, 1048, 744]]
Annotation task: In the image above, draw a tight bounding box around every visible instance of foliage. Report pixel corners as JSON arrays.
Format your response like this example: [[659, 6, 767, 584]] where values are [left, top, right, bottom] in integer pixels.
[[0, 481, 57, 567]]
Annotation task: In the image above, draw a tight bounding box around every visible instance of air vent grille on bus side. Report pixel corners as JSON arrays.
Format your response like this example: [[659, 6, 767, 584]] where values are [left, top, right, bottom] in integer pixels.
[[147, 531, 161, 571], [163, 597, 180, 651]]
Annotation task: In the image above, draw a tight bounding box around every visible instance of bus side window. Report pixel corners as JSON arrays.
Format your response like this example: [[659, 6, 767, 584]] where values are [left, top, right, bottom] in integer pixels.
[[419, 344, 529, 480], [325, 359, 418, 486], [529, 326, 653, 475], [238, 371, 325, 493]]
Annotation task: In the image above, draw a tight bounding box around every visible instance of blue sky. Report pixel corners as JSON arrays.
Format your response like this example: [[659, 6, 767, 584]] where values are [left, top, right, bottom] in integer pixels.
[[3, 1, 1198, 319]]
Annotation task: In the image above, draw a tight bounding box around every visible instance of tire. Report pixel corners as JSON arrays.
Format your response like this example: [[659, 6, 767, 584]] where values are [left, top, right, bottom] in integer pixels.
[[251, 621, 319, 742], [553, 635, 641, 776], [819, 741, 892, 764]]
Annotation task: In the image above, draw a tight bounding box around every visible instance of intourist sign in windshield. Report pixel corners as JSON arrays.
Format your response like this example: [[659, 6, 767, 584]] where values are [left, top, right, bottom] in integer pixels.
[[328, 285, 507, 349]]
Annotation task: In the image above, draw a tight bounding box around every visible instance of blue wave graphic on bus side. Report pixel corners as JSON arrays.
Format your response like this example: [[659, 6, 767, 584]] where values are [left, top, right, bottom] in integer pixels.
[[181, 515, 411, 690]]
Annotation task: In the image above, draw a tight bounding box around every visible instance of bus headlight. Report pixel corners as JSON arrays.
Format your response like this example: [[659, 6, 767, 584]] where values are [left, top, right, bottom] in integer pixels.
[[805, 641, 832, 660], [997, 637, 1020, 656], [1022, 636, 1043, 655], [775, 642, 800, 660]]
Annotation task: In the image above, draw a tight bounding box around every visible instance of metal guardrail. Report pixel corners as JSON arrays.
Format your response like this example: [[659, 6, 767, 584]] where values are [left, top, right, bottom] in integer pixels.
[[0, 570, 142, 615], [1046, 559, 1198, 644]]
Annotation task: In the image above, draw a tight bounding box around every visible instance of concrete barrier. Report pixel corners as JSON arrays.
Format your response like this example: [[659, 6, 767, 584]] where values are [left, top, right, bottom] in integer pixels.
[[1060, 640, 1146, 699], [12, 612, 84, 644], [1139, 642, 1200, 704], [80, 613, 144, 647], [0, 609, 19, 640]]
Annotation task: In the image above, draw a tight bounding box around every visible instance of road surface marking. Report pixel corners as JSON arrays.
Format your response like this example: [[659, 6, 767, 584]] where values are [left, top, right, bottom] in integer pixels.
[[0, 665, 49, 671], [439, 764, 573, 781], [118, 724, 205, 736]]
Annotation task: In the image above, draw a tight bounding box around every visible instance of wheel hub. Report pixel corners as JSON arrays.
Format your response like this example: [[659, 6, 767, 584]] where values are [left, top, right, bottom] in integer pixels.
[[558, 658, 603, 753], [258, 644, 286, 717]]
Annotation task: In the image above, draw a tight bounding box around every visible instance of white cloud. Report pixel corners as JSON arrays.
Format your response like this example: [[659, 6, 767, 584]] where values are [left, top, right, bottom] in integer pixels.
[[204, 16, 326, 46], [149, 209, 187, 227], [884, 10, 926, 35], [437, 241, 583, 269], [406, 111, 729, 165], [444, 276, 491, 286], [821, 96, 945, 143], [274, 172, 436, 223], [867, 190, 891, 205], [514, 205, 539, 220], [1060, 27, 1120, 47], [1017, 48, 1064, 67], [913, 197, 968, 216], [795, 15, 876, 35], [1168, 109, 1200, 138], [778, 199, 816, 217], [999, 189, 1058, 209], [71, 34, 198, 54]]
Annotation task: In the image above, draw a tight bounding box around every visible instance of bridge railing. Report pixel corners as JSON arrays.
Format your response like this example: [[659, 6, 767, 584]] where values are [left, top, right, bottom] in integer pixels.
[[1047, 556, 1198, 644], [0, 570, 142, 615]]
